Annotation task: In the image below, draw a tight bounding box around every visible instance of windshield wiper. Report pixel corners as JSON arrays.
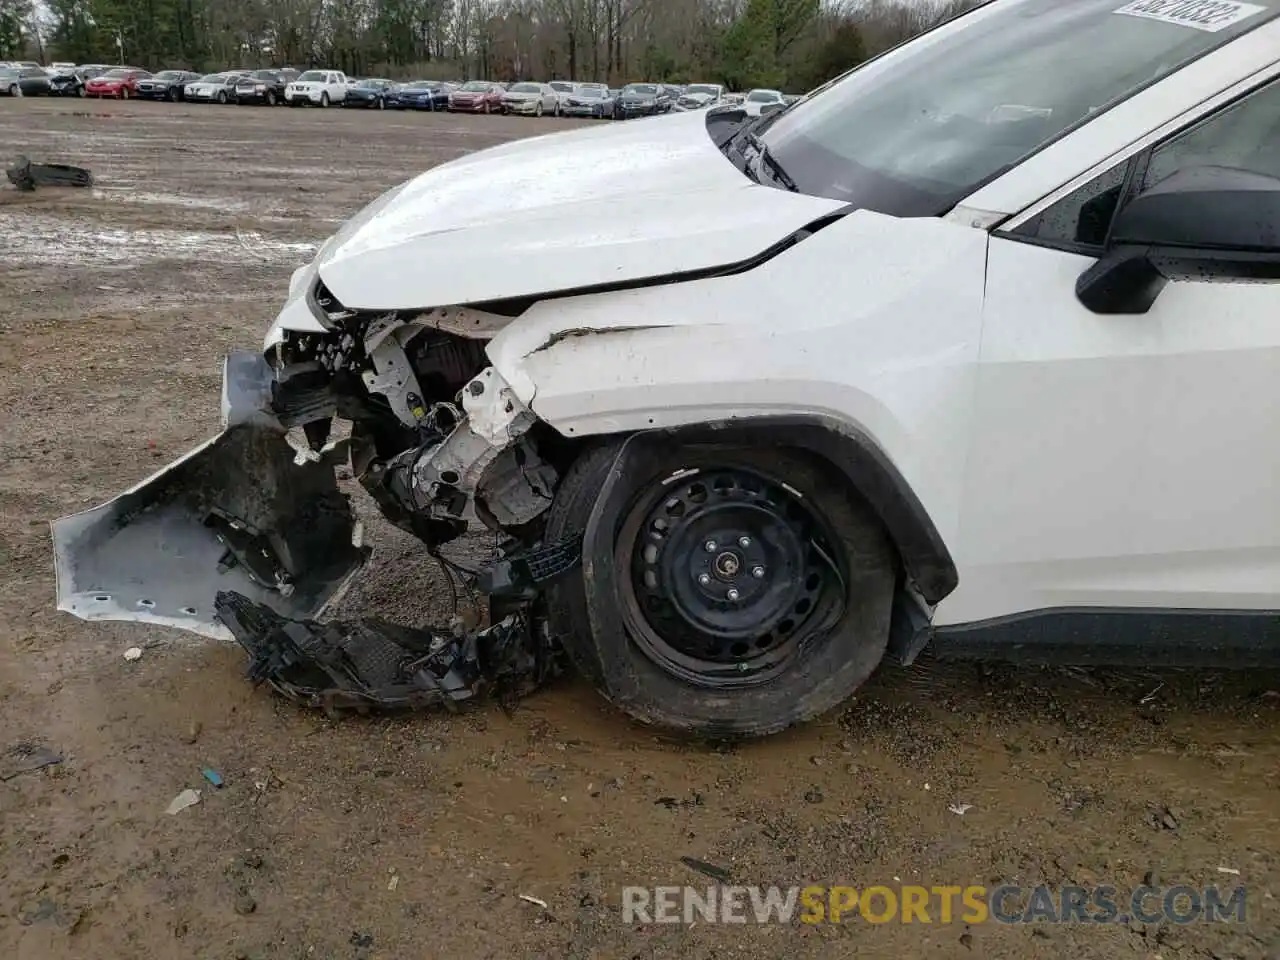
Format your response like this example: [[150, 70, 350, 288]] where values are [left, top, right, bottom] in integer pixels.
[[739, 129, 798, 193]]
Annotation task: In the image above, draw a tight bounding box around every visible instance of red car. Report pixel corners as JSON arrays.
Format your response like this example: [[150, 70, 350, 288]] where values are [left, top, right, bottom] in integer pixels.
[[448, 81, 505, 114], [85, 68, 152, 99]]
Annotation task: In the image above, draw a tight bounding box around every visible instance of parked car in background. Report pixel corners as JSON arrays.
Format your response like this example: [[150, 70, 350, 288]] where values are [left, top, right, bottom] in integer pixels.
[[564, 83, 615, 119], [49, 65, 108, 97], [136, 70, 201, 101], [675, 83, 726, 111], [48, 62, 76, 75], [0, 65, 51, 96], [47, 65, 83, 96], [286, 70, 349, 106], [235, 69, 290, 105], [617, 82, 667, 118], [449, 80, 504, 113], [547, 80, 576, 111], [740, 88, 784, 116], [388, 80, 451, 111], [85, 67, 150, 99], [501, 81, 558, 116], [184, 72, 246, 104], [343, 78, 395, 109]]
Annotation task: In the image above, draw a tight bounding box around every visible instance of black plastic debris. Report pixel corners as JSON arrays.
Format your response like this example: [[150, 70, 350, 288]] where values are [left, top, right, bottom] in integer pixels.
[[6, 155, 94, 192], [680, 857, 732, 883], [1, 743, 63, 781], [214, 591, 559, 717]]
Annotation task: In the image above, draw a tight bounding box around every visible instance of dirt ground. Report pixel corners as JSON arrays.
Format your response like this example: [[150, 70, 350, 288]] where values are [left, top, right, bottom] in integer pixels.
[[2, 98, 1279, 960]]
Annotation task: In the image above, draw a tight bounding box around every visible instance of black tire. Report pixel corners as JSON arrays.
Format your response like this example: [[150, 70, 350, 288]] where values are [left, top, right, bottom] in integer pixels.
[[377, 96, 384, 110], [544, 441, 895, 738], [217, 90, 227, 104], [320, 92, 330, 107], [8, 84, 19, 98], [266, 90, 277, 106], [119, 87, 129, 100], [168, 86, 179, 102]]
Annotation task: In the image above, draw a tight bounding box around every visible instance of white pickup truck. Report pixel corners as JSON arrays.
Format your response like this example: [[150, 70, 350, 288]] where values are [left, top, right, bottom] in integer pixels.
[[285, 69, 349, 107]]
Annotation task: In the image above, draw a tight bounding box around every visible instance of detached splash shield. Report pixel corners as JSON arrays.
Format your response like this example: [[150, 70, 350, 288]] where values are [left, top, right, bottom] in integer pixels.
[[52, 351, 367, 640]]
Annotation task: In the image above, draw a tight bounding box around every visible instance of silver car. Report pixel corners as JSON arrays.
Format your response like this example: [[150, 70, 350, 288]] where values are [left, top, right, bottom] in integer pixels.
[[674, 83, 726, 112], [501, 81, 559, 117], [563, 83, 615, 119]]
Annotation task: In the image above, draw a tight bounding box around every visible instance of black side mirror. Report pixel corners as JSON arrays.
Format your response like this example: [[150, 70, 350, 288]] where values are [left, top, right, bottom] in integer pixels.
[[1076, 165, 1280, 314]]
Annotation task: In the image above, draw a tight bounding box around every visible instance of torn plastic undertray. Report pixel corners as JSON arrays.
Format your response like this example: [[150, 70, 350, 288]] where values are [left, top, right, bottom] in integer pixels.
[[211, 533, 584, 716], [215, 591, 559, 717]]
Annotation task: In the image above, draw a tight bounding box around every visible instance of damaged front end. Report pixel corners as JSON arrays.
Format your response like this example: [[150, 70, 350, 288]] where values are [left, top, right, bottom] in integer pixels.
[[53, 296, 580, 709]]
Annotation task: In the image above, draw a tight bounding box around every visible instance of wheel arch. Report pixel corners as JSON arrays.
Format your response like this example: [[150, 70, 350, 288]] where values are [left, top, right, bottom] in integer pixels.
[[570, 415, 957, 608]]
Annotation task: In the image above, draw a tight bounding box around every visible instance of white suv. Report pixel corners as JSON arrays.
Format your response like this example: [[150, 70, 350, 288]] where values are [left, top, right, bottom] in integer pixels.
[[285, 69, 348, 106], [53, 0, 1280, 738]]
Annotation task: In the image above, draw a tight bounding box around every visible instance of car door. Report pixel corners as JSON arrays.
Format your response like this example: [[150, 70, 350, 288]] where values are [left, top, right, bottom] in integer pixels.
[[955, 73, 1280, 626]]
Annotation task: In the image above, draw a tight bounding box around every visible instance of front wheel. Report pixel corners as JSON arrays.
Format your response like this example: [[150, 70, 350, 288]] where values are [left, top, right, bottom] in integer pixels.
[[9, 84, 19, 98], [377, 96, 384, 110], [545, 442, 895, 737], [119, 87, 129, 100], [320, 92, 330, 107], [217, 90, 227, 104], [168, 87, 179, 102], [266, 90, 277, 106]]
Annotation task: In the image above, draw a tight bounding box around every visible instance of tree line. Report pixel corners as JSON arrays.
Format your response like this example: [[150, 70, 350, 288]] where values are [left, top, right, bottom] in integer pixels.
[[2, 0, 976, 94]]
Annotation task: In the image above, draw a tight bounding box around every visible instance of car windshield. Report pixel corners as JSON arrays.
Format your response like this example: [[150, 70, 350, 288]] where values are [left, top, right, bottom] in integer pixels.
[[577, 87, 604, 98], [251, 71, 277, 80], [103, 69, 132, 78], [460, 81, 490, 92], [758, 0, 1280, 217], [153, 71, 182, 80], [405, 81, 436, 89], [0, 68, 17, 79], [357, 79, 387, 88], [686, 84, 720, 96], [197, 74, 224, 82], [747, 90, 778, 102], [549, 82, 573, 91], [624, 84, 656, 95], [510, 83, 540, 93], [298, 71, 325, 82]]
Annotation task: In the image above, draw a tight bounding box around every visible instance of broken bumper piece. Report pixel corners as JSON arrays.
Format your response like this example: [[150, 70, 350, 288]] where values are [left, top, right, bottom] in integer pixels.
[[51, 351, 367, 640], [215, 591, 560, 715]]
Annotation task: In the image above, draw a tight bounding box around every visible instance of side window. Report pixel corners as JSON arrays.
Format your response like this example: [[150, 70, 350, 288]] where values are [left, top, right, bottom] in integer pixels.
[[1008, 161, 1129, 252], [1141, 78, 1280, 189]]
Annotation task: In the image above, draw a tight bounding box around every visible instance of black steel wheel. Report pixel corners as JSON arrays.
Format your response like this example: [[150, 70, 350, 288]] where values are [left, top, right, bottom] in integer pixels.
[[619, 467, 839, 686], [545, 440, 896, 737]]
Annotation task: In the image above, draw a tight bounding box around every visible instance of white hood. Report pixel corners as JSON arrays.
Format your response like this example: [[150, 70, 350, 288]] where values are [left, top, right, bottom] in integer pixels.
[[314, 109, 843, 310]]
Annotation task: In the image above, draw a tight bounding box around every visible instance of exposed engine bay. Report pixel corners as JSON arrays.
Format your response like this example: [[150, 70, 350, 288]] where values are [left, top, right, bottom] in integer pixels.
[[51, 296, 583, 714], [269, 300, 565, 555]]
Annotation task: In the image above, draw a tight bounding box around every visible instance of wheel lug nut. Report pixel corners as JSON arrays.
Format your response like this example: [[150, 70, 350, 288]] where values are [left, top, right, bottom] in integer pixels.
[[704, 540, 717, 552], [727, 588, 740, 601], [697, 573, 711, 586], [739, 536, 751, 548], [752, 565, 765, 578]]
